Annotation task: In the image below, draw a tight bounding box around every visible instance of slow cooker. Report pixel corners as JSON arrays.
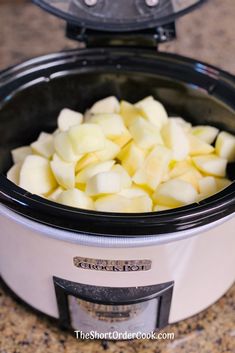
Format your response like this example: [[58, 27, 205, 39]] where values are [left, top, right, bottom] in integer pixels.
[[0, 0, 234, 338]]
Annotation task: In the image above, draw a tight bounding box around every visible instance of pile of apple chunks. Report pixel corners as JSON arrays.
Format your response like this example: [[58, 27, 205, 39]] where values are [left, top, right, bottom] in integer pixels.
[[7, 96, 235, 213]]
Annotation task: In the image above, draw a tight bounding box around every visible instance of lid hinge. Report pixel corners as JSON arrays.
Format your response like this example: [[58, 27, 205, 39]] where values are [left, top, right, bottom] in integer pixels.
[[66, 22, 176, 50]]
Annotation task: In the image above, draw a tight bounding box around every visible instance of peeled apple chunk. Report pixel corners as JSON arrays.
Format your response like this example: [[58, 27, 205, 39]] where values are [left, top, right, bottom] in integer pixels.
[[68, 123, 105, 154], [198, 176, 217, 197], [133, 146, 171, 191], [120, 100, 142, 127], [169, 162, 202, 191], [94, 139, 120, 162], [192, 155, 227, 177], [126, 195, 152, 213], [54, 131, 81, 163], [112, 164, 132, 189], [162, 121, 190, 161], [89, 96, 120, 114], [75, 153, 99, 172], [117, 142, 146, 176], [215, 131, 235, 162], [76, 160, 115, 184], [153, 179, 198, 207], [170, 117, 192, 132], [129, 117, 163, 150], [19, 155, 57, 194], [86, 171, 121, 196], [95, 194, 152, 213], [215, 178, 231, 191], [119, 186, 149, 198], [95, 194, 131, 213], [89, 114, 126, 139], [188, 134, 214, 156], [31, 132, 54, 159], [112, 126, 132, 148], [50, 154, 75, 189], [7, 163, 21, 184], [58, 108, 83, 132], [11, 146, 32, 164], [57, 189, 94, 210], [135, 96, 168, 128], [48, 186, 64, 201], [192, 125, 219, 144], [153, 205, 173, 212]]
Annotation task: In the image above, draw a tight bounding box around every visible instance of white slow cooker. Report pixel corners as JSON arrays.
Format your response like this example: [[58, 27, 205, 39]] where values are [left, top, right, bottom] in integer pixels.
[[0, 0, 234, 338]]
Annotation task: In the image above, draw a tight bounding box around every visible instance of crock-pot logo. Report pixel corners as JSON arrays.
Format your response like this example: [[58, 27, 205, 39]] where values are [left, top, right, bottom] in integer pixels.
[[73, 257, 152, 272]]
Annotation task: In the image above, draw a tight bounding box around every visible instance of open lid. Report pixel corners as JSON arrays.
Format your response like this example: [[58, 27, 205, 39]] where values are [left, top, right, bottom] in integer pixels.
[[33, 0, 206, 32]]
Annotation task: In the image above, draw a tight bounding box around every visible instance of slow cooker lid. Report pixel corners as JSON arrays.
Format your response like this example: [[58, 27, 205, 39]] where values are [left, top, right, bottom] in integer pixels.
[[33, 0, 206, 32]]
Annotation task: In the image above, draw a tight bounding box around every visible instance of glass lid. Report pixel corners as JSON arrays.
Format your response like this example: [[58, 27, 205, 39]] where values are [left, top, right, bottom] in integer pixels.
[[33, 0, 206, 32]]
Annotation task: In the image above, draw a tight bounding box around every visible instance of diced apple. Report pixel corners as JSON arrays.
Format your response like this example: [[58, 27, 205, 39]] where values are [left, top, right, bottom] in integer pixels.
[[175, 169, 202, 191], [169, 160, 202, 191], [75, 153, 99, 172], [133, 146, 172, 191], [135, 96, 168, 128], [119, 186, 149, 198], [94, 139, 120, 161], [192, 155, 227, 177], [52, 129, 60, 136], [117, 142, 146, 176], [95, 194, 152, 213], [170, 117, 192, 131], [89, 96, 120, 114], [192, 125, 219, 144], [57, 188, 94, 210], [54, 131, 82, 163], [126, 195, 152, 213], [112, 126, 132, 148], [120, 100, 142, 127], [162, 121, 190, 161], [48, 186, 64, 201], [37, 132, 52, 142], [95, 194, 131, 213], [76, 160, 115, 184], [31, 132, 54, 159], [86, 171, 121, 196], [11, 146, 32, 164], [153, 205, 173, 212], [68, 123, 105, 154], [57, 108, 83, 132], [169, 160, 194, 178], [215, 178, 232, 191], [89, 114, 126, 139], [50, 154, 75, 189], [112, 164, 132, 189], [129, 117, 163, 150], [215, 131, 235, 162], [7, 162, 21, 184], [188, 134, 214, 156], [153, 179, 197, 207], [19, 155, 57, 194], [198, 176, 217, 197]]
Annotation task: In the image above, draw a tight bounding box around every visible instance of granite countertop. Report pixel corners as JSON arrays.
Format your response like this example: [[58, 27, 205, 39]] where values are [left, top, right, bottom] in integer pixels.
[[0, 0, 235, 352]]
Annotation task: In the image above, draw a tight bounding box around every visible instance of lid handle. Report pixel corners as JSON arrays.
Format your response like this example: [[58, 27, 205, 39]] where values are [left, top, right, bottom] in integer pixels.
[[66, 23, 176, 49]]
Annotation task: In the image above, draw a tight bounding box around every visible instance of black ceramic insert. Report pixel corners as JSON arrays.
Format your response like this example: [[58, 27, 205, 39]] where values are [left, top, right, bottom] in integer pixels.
[[0, 48, 234, 236]]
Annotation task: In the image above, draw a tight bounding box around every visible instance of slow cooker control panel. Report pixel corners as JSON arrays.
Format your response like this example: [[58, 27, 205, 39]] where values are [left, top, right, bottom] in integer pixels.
[[53, 277, 174, 334]]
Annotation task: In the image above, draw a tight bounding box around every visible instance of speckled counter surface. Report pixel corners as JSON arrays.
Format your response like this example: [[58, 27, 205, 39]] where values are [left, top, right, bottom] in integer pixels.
[[0, 284, 235, 353], [0, 0, 235, 352]]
